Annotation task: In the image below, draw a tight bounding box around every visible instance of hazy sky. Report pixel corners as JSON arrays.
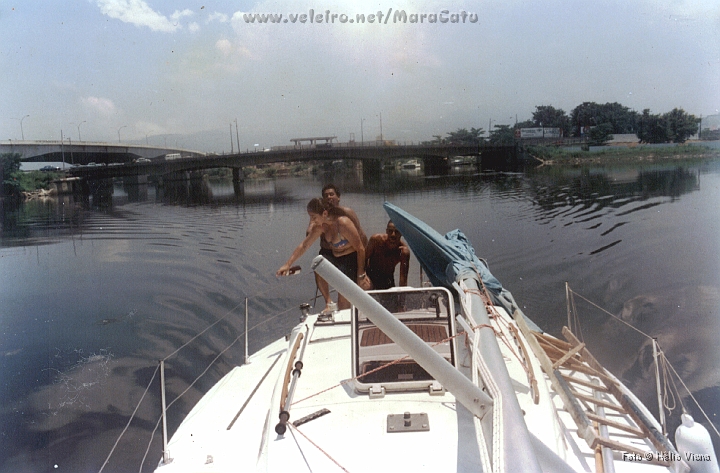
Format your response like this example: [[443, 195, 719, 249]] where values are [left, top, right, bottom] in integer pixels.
[[2, 0, 718, 152]]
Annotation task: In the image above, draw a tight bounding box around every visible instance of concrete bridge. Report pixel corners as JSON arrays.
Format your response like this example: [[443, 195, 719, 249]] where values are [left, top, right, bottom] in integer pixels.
[[0, 140, 205, 164], [64, 141, 520, 181]]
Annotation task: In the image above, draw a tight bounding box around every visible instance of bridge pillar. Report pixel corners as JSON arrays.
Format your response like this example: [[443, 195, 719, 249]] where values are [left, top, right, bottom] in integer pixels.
[[362, 159, 382, 182], [124, 175, 149, 202], [232, 167, 244, 183], [88, 179, 114, 208], [422, 156, 449, 175]]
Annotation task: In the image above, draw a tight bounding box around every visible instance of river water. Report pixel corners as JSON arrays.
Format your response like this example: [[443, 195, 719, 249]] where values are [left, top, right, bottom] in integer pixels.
[[1, 159, 719, 472]]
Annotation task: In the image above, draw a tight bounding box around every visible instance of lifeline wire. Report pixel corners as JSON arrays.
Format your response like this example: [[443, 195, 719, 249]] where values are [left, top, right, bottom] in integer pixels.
[[100, 271, 317, 472], [568, 285, 720, 442], [97, 364, 159, 473]]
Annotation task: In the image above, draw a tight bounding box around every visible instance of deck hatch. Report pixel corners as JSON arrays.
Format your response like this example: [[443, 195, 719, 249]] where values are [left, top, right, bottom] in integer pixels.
[[352, 287, 457, 394]]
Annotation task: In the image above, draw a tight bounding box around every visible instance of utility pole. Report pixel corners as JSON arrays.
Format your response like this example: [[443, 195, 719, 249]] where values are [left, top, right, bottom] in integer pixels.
[[379, 112, 383, 142], [234, 119, 240, 152], [699, 115, 703, 140], [230, 123, 234, 154]]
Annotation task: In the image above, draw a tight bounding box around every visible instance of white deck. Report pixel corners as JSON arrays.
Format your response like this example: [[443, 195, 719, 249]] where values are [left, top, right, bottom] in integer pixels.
[[156, 303, 681, 473]]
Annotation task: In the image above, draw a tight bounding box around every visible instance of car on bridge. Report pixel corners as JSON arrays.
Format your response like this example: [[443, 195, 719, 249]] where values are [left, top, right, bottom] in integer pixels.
[[39, 165, 61, 172]]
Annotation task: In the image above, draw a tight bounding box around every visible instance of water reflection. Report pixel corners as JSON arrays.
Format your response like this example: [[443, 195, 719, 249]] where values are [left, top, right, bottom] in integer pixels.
[[1, 160, 718, 472], [530, 166, 700, 219]]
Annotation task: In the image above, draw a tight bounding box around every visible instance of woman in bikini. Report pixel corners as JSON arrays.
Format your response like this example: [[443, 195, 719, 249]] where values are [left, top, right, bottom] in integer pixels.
[[277, 198, 371, 311]]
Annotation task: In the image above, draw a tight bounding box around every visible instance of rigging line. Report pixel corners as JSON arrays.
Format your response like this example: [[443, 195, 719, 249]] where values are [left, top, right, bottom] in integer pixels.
[[289, 423, 314, 473], [569, 287, 719, 440], [163, 274, 315, 362], [569, 289, 584, 343], [290, 352, 415, 406], [163, 298, 245, 361], [102, 250, 311, 470], [258, 270, 314, 298], [289, 423, 350, 473], [97, 364, 159, 473], [139, 407, 164, 473], [245, 302, 301, 336], [137, 334, 243, 473], [660, 349, 720, 441], [165, 331, 244, 412], [129, 278, 317, 469], [660, 353, 677, 413], [664, 353, 687, 413], [482, 301, 538, 394], [568, 287, 652, 339]]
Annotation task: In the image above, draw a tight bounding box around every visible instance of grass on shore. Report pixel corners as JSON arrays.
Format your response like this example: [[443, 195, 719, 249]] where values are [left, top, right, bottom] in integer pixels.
[[14, 171, 61, 193], [526, 143, 720, 165]]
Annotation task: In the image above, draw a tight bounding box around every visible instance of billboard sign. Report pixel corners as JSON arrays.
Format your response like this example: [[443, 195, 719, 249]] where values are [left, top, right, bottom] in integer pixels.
[[520, 127, 562, 138]]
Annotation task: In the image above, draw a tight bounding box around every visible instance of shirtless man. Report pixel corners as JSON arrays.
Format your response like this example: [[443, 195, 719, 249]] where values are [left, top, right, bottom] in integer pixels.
[[365, 221, 410, 289], [311, 184, 368, 310]]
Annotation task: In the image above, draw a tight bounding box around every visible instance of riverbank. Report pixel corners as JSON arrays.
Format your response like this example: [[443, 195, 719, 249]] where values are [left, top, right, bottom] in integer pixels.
[[526, 143, 720, 166]]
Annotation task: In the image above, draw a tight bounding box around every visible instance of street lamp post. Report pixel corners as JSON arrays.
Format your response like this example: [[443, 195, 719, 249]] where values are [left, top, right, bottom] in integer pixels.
[[361, 118, 365, 145], [76, 120, 86, 141], [13, 115, 30, 140], [20, 115, 29, 140], [118, 125, 127, 143]]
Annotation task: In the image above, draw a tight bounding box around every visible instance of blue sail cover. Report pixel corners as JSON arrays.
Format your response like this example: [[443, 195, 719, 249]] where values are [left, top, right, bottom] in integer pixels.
[[383, 202, 503, 297]]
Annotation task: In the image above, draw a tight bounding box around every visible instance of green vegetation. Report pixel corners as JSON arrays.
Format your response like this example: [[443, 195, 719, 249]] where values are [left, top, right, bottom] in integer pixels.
[[16, 170, 63, 191], [442, 128, 485, 144], [588, 123, 614, 146], [526, 144, 720, 165], [1, 153, 23, 196], [438, 102, 705, 147], [205, 167, 232, 178], [570, 102, 637, 137], [1, 153, 65, 196], [488, 125, 516, 145], [637, 108, 701, 144], [533, 105, 572, 136], [241, 162, 317, 179]]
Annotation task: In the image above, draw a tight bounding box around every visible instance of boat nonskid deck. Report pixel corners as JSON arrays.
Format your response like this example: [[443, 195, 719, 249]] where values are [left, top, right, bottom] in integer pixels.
[[157, 281, 701, 473]]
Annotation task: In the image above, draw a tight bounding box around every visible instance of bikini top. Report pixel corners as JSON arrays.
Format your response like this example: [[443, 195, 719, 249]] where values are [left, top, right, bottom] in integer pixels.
[[330, 231, 350, 250]]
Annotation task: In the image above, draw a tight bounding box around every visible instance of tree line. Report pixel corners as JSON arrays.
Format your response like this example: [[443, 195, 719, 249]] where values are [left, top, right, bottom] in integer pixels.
[[431, 102, 703, 146]]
